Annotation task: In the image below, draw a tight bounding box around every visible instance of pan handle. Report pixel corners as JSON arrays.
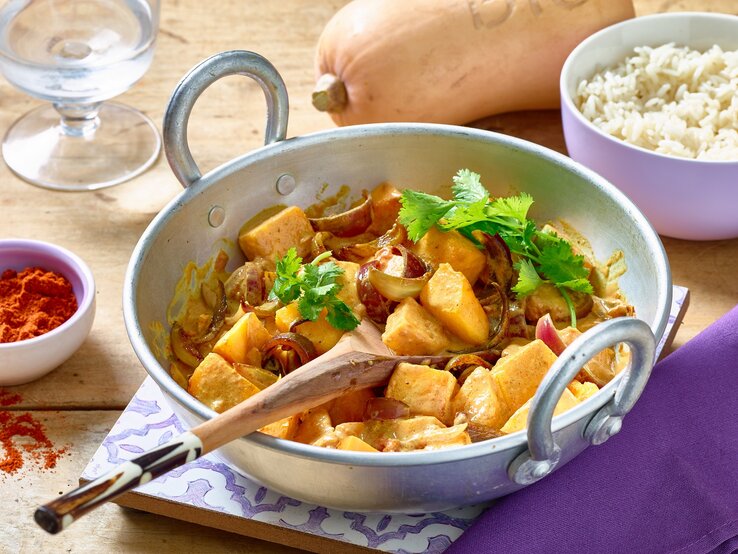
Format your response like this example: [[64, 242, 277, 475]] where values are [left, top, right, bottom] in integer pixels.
[[163, 50, 289, 188], [507, 317, 655, 485]]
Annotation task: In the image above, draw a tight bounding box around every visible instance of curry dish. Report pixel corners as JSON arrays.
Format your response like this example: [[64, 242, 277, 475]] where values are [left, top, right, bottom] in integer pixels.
[[168, 171, 633, 452]]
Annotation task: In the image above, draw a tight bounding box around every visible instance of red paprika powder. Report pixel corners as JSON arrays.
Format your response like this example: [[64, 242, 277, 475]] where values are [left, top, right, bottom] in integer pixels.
[[0, 390, 68, 475], [0, 267, 78, 343]]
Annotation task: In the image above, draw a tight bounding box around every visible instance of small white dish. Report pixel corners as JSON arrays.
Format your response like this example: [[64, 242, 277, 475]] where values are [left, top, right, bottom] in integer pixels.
[[0, 239, 96, 386]]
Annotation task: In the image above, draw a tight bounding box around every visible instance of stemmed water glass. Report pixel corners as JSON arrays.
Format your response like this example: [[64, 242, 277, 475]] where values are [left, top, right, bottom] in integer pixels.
[[0, 0, 161, 191]]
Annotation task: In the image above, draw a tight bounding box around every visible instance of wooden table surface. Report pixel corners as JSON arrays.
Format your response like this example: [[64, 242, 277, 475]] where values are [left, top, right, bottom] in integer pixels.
[[2, 0, 736, 552]]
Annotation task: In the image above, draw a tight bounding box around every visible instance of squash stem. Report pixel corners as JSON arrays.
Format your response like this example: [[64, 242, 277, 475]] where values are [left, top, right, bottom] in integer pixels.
[[312, 73, 348, 112]]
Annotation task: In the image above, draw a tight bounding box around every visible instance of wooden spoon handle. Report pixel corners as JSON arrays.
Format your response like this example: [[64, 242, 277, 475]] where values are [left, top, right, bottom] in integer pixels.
[[34, 349, 395, 534], [34, 430, 204, 534]]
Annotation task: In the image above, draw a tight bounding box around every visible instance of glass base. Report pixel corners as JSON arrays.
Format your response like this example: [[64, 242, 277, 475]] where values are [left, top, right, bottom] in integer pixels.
[[2, 102, 161, 191]]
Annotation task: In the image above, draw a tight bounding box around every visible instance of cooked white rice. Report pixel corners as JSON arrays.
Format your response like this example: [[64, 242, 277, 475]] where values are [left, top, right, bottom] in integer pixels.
[[575, 43, 738, 161]]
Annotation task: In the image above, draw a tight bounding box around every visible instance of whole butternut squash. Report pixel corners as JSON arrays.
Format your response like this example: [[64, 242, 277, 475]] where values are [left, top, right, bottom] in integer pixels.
[[313, 0, 634, 125]]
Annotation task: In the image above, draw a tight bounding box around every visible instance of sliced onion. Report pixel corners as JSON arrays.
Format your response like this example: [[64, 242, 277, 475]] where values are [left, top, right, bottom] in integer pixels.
[[357, 261, 395, 324], [224, 262, 264, 306], [311, 231, 330, 258], [366, 267, 430, 302], [252, 299, 280, 318], [335, 222, 407, 263], [261, 332, 317, 376], [170, 323, 203, 368], [364, 397, 411, 421], [479, 232, 513, 291], [309, 195, 373, 237], [445, 354, 493, 378], [193, 280, 227, 344], [535, 313, 567, 355]]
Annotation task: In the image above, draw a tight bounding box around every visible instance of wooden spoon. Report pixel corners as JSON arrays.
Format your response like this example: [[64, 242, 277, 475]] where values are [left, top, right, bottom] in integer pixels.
[[34, 320, 460, 534]]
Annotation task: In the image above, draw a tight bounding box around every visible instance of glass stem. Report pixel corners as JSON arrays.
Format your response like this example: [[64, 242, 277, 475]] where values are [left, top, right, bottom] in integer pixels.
[[53, 102, 102, 137]]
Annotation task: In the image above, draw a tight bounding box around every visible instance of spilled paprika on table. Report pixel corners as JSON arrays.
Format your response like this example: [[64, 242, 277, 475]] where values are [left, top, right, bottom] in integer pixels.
[[0, 267, 78, 343], [0, 390, 68, 475]]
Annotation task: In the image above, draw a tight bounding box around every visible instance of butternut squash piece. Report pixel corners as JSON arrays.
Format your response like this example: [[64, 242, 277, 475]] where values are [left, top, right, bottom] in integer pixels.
[[313, 0, 634, 125], [239, 206, 314, 262], [568, 379, 600, 403], [385, 362, 458, 425], [337, 436, 379, 452], [501, 387, 579, 434], [452, 366, 511, 431], [419, 263, 489, 345], [327, 387, 375, 425], [259, 416, 300, 440], [382, 297, 449, 355], [334, 260, 365, 318], [412, 226, 486, 285], [275, 303, 344, 355], [491, 339, 558, 412], [294, 408, 336, 447], [187, 353, 261, 413], [212, 312, 271, 365]]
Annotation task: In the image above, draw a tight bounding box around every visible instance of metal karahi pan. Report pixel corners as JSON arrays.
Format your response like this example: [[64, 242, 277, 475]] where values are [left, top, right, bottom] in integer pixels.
[[123, 51, 671, 512]]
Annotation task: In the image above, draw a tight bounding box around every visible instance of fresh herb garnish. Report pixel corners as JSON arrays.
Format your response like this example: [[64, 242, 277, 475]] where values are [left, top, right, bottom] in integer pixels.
[[268, 249, 361, 331], [398, 169, 593, 326]]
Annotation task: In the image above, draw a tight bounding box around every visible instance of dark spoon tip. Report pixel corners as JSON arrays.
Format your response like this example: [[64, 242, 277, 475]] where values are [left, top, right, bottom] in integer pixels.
[[34, 506, 62, 534]]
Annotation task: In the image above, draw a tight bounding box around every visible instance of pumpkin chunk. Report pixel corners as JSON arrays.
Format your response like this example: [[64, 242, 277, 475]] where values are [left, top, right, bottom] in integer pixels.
[[419, 263, 489, 345], [259, 415, 299, 440], [412, 226, 486, 285], [501, 387, 579, 434], [337, 436, 379, 452], [491, 339, 558, 412], [239, 206, 314, 262], [452, 366, 511, 430], [213, 312, 271, 364], [382, 297, 449, 355], [385, 362, 457, 425], [275, 303, 344, 355], [188, 353, 261, 413]]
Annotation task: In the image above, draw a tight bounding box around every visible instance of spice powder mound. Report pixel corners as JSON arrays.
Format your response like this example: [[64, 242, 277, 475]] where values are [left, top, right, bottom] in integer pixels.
[[0, 390, 68, 475], [0, 267, 78, 343]]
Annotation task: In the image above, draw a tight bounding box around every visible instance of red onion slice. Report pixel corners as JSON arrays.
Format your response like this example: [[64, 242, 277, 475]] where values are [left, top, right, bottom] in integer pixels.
[[364, 397, 411, 421], [193, 280, 228, 344], [366, 267, 430, 302], [309, 196, 373, 237], [535, 313, 567, 355], [261, 332, 317, 376]]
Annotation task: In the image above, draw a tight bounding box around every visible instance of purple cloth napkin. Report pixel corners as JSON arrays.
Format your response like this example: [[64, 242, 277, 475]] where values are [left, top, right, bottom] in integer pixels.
[[448, 305, 738, 554]]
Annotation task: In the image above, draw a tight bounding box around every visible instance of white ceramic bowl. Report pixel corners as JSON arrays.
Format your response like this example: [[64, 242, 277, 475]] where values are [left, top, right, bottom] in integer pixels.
[[560, 12, 738, 241], [0, 239, 96, 386]]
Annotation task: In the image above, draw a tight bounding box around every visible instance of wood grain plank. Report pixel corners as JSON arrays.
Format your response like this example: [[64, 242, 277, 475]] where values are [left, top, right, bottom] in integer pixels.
[[2, 411, 300, 553]]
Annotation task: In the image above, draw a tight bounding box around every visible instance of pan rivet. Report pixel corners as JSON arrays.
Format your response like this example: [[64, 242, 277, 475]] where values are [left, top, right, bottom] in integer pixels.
[[208, 206, 225, 227], [276, 173, 296, 195]]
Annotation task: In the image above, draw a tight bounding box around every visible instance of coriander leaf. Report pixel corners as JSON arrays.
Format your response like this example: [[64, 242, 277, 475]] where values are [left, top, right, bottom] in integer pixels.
[[512, 259, 543, 296], [488, 192, 534, 224], [441, 198, 489, 231], [269, 247, 302, 303], [452, 169, 488, 204], [537, 239, 592, 292], [297, 294, 324, 321], [556, 278, 594, 294], [399, 189, 453, 241], [267, 249, 360, 331], [326, 299, 361, 331]]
